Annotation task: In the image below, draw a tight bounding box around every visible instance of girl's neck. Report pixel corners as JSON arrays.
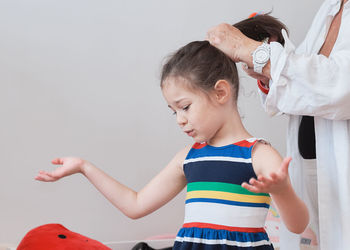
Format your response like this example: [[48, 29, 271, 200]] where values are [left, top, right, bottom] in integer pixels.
[[207, 108, 252, 147]]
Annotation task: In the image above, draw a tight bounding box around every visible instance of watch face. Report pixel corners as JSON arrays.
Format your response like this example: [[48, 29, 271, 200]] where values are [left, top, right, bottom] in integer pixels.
[[255, 48, 269, 64]]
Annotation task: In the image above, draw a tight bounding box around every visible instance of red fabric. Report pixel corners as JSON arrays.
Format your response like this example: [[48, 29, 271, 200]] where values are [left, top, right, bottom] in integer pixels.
[[192, 142, 207, 149], [257, 80, 270, 95], [17, 223, 111, 250], [233, 139, 256, 148]]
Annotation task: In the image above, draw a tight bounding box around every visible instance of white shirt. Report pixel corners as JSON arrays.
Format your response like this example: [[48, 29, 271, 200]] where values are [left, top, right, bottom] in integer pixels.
[[260, 0, 350, 249]]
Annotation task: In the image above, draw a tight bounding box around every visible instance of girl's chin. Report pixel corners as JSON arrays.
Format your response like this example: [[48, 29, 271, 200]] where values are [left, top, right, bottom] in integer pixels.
[[192, 137, 206, 144]]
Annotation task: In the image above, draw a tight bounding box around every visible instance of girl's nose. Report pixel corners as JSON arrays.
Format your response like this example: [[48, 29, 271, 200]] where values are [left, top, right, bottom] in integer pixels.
[[176, 113, 187, 127]]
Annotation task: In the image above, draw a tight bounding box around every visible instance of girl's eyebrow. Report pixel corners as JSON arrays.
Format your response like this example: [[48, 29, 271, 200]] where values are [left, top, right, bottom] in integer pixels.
[[167, 98, 188, 109], [174, 98, 188, 105]]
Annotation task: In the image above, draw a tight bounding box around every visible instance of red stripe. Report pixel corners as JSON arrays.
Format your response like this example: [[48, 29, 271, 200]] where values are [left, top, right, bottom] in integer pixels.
[[193, 140, 256, 148], [233, 140, 256, 148], [192, 142, 207, 149], [182, 222, 266, 233]]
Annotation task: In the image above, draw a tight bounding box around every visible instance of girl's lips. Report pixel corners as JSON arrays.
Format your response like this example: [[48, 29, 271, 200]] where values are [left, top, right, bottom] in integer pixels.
[[185, 130, 194, 137]]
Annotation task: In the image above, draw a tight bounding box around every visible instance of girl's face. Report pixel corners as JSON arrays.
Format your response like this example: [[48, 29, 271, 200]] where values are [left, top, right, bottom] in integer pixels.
[[162, 77, 224, 143]]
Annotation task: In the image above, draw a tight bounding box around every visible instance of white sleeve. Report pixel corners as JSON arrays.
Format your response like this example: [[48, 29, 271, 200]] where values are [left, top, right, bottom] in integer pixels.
[[262, 29, 350, 120]]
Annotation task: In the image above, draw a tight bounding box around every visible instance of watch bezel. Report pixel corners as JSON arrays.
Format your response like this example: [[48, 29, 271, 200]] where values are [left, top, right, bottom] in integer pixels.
[[252, 41, 271, 73], [254, 47, 270, 64]]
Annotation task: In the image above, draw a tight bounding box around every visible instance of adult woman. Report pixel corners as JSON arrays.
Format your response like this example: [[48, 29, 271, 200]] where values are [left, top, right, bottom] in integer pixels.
[[207, 0, 350, 250]]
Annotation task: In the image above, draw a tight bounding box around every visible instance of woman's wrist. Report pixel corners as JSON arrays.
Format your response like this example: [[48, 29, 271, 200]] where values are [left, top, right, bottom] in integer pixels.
[[241, 39, 262, 68], [242, 39, 272, 79]]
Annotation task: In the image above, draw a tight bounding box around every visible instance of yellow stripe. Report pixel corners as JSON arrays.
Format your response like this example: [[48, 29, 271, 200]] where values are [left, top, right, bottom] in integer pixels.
[[186, 190, 271, 204]]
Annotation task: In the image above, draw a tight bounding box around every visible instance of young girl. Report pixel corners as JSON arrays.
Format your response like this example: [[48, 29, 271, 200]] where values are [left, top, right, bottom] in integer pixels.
[[36, 15, 309, 250]]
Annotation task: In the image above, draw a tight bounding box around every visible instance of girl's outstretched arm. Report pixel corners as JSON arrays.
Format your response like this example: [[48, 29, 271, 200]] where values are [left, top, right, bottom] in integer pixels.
[[35, 146, 189, 219], [246, 142, 309, 234]]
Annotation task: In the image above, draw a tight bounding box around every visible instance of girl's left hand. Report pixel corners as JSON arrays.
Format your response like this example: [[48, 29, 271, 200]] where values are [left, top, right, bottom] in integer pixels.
[[241, 157, 292, 194]]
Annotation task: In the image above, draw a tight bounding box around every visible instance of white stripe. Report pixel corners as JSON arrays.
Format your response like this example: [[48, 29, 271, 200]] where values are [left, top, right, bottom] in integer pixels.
[[175, 236, 271, 247], [184, 156, 251, 164], [246, 137, 258, 143], [184, 202, 268, 228]]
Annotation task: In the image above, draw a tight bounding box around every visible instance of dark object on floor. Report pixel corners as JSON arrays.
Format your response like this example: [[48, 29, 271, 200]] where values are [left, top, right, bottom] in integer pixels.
[[131, 242, 173, 250]]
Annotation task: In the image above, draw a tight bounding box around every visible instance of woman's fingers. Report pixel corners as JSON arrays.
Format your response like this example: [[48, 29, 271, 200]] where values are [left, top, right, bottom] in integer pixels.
[[242, 64, 270, 83], [206, 24, 226, 44]]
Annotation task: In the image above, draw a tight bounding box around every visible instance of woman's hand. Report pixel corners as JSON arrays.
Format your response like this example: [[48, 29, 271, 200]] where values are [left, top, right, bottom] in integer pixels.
[[35, 157, 90, 182], [206, 23, 260, 66], [242, 64, 270, 85], [242, 157, 292, 195]]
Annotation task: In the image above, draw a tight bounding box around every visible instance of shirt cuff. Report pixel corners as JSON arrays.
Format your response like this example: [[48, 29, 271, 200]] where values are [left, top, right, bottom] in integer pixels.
[[257, 80, 269, 94]]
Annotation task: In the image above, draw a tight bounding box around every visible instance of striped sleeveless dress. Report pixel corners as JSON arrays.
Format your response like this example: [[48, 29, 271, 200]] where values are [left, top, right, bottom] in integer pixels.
[[173, 138, 274, 250]]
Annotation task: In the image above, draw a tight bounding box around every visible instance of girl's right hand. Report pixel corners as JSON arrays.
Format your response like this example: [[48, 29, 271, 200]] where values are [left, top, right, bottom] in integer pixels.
[[35, 157, 88, 182], [241, 157, 292, 195]]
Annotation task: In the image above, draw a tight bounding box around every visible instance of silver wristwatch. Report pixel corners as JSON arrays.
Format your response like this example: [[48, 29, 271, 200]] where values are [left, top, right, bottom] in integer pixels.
[[252, 41, 270, 74]]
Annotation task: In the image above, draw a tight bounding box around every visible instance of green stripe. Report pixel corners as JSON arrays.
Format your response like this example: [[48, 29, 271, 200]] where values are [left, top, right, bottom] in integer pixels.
[[187, 182, 270, 197]]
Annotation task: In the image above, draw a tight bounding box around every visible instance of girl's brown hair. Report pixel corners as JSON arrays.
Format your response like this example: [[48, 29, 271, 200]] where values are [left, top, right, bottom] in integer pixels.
[[161, 41, 239, 100]]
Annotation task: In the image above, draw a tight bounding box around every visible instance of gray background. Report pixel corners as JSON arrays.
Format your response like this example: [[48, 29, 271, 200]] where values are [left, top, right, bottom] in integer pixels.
[[0, 0, 321, 245]]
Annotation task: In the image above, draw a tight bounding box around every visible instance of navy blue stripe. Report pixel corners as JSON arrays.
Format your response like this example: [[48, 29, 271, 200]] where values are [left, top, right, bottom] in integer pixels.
[[184, 161, 257, 184], [186, 144, 252, 160], [173, 242, 274, 250], [176, 227, 270, 241], [186, 198, 270, 208]]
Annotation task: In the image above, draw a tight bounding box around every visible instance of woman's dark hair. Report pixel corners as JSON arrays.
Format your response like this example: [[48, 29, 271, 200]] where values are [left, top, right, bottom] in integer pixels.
[[233, 14, 288, 45], [161, 41, 239, 101]]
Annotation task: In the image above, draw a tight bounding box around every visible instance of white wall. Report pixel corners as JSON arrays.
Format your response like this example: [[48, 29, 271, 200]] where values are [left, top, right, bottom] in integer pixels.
[[0, 0, 321, 245]]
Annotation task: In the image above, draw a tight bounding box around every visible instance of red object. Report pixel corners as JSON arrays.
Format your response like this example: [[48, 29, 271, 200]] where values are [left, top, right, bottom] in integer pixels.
[[248, 12, 263, 18], [183, 222, 266, 233], [248, 12, 259, 18], [17, 223, 111, 250], [257, 80, 270, 94]]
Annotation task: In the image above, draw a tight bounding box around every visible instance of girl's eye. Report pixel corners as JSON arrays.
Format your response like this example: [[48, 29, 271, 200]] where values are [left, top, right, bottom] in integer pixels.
[[172, 111, 177, 115], [183, 105, 190, 111]]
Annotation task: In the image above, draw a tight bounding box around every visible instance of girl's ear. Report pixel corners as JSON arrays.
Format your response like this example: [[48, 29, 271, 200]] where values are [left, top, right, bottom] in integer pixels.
[[213, 80, 231, 104]]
